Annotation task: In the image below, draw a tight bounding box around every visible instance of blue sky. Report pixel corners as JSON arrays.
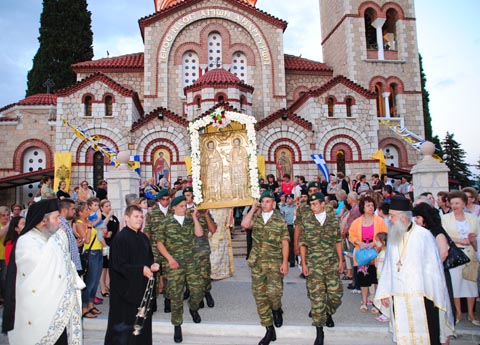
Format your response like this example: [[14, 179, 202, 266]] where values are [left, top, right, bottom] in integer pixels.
[[0, 0, 478, 172]]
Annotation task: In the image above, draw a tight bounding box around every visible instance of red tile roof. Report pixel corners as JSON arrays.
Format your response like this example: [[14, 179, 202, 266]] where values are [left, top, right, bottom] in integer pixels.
[[256, 108, 313, 131], [131, 107, 188, 132], [72, 53, 144, 73], [17, 93, 57, 106], [284, 54, 332, 73], [184, 68, 254, 94]]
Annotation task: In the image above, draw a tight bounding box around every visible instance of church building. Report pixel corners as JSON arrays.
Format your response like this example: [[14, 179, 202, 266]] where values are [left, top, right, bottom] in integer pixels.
[[0, 0, 425, 205]]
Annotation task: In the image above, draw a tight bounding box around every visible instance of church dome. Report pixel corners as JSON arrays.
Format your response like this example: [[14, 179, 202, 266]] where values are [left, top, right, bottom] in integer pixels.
[[184, 68, 253, 93]]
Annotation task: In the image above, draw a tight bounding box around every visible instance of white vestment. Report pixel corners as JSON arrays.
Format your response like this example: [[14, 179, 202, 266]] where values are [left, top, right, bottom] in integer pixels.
[[8, 228, 84, 345], [375, 224, 454, 345]]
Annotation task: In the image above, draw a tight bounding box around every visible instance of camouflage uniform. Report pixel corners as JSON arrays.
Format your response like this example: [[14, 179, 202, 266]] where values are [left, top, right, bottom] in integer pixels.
[[144, 206, 171, 299], [299, 205, 343, 327], [248, 210, 290, 327], [187, 209, 212, 294], [158, 214, 203, 326]]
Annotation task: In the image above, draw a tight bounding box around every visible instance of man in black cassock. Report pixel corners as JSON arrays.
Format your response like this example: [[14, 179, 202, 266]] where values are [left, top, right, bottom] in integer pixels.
[[104, 205, 159, 345]]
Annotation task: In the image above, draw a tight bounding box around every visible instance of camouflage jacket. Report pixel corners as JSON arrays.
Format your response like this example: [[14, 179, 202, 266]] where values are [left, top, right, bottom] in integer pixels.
[[294, 202, 310, 226], [144, 206, 171, 263], [248, 209, 289, 265], [158, 214, 197, 264], [299, 205, 341, 266], [186, 208, 212, 256]]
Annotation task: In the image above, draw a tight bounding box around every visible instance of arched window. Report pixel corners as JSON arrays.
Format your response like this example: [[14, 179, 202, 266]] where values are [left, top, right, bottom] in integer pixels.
[[375, 83, 384, 117], [383, 8, 398, 50], [240, 95, 246, 110], [104, 95, 113, 116], [208, 32, 222, 69], [217, 94, 225, 104], [21, 147, 46, 203], [231, 51, 247, 83], [336, 150, 346, 175], [182, 51, 199, 88], [389, 83, 398, 117], [195, 96, 201, 109], [346, 97, 353, 117], [84, 95, 92, 117], [364, 8, 378, 49], [327, 97, 334, 117]]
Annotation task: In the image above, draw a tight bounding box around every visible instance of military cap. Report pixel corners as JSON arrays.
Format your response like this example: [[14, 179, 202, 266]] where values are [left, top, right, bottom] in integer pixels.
[[308, 192, 325, 204], [171, 195, 186, 207], [259, 190, 275, 202], [183, 186, 193, 195], [307, 181, 321, 190], [287, 193, 295, 199], [155, 189, 170, 200]]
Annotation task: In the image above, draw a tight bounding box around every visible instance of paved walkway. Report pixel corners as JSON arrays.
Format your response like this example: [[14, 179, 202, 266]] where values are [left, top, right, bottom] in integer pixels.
[[1, 258, 479, 344]]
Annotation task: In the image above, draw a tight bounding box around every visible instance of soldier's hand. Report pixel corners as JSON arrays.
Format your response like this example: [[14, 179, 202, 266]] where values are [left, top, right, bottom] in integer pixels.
[[168, 258, 179, 270], [280, 262, 289, 275], [252, 201, 259, 210], [338, 260, 344, 274], [151, 263, 160, 272], [302, 264, 309, 277], [192, 209, 199, 219], [143, 266, 154, 278]]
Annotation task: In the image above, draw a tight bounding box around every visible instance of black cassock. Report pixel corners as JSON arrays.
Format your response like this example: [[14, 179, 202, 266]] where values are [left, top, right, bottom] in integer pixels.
[[105, 226, 154, 345]]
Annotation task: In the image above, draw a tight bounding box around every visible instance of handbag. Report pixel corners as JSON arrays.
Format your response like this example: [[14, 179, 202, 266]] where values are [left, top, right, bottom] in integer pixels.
[[356, 247, 378, 266], [461, 245, 478, 282], [79, 236, 96, 276], [444, 233, 470, 269]]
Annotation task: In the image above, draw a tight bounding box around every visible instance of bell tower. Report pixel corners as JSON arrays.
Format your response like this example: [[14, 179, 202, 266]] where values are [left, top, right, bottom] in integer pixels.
[[319, 0, 425, 151]]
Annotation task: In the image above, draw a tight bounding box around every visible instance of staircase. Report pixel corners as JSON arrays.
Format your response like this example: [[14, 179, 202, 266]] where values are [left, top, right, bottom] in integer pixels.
[[231, 225, 247, 258]]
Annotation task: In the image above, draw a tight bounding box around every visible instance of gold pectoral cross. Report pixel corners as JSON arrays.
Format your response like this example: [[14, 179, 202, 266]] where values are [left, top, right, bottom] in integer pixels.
[[396, 260, 402, 272]]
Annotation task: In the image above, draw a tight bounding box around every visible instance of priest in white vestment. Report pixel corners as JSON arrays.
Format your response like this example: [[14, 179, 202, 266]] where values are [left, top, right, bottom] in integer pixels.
[[3, 199, 84, 345], [375, 196, 454, 345]]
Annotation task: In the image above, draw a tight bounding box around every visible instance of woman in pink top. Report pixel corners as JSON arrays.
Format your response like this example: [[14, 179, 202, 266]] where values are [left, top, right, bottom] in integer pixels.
[[348, 196, 388, 313]]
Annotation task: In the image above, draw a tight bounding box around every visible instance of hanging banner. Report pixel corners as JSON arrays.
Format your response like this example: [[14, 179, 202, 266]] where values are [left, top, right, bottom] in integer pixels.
[[379, 120, 442, 162], [371, 149, 387, 175], [54, 152, 72, 192], [257, 155, 266, 181]]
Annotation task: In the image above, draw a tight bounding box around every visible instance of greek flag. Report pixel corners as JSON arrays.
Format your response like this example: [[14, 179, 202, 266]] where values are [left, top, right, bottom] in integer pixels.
[[311, 154, 330, 183]]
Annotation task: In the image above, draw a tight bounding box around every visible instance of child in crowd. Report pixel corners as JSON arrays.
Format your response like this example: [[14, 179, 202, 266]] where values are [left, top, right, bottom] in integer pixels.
[[373, 231, 389, 322], [87, 197, 109, 250]]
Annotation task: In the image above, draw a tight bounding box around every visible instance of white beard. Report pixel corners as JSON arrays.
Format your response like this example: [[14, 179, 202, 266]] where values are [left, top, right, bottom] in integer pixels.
[[389, 218, 408, 246]]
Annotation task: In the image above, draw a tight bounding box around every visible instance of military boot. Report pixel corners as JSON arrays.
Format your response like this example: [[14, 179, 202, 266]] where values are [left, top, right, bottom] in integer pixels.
[[205, 291, 215, 307], [272, 308, 283, 327], [189, 309, 201, 323], [314, 326, 324, 345], [325, 314, 334, 328], [258, 325, 276, 345], [164, 298, 171, 313], [174, 325, 182, 343]]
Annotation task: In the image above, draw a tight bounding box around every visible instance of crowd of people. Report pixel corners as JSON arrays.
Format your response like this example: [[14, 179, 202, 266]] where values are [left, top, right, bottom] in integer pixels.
[[0, 172, 479, 344]]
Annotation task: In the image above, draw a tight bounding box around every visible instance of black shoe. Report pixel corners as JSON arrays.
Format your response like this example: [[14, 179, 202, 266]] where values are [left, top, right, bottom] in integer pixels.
[[189, 309, 201, 323], [308, 310, 312, 318], [174, 325, 183, 343], [258, 325, 276, 345], [300, 273, 306, 279], [347, 283, 355, 290], [205, 292, 215, 308], [289, 262, 295, 267], [164, 298, 171, 313], [199, 300, 205, 309], [183, 288, 190, 300], [151, 298, 158, 313], [314, 326, 324, 345], [325, 314, 334, 328], [272, 308, 283, 327]]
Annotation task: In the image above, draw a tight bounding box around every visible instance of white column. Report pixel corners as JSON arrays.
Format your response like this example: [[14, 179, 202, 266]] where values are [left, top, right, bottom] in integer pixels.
[[371, 18, 386, 60], [382, 91, 391, 118]]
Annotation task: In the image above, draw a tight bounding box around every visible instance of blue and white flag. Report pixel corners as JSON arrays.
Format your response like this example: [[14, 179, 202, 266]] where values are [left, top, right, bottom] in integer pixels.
[[311, 154, 330, 183]]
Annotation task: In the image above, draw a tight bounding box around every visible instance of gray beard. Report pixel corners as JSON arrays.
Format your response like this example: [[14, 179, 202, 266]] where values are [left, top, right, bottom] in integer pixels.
[[389, 219, 408, 246]]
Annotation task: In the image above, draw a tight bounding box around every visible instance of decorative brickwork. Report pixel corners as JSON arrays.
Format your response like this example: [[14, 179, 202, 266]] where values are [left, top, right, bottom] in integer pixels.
[[13, 139, 54, 172]]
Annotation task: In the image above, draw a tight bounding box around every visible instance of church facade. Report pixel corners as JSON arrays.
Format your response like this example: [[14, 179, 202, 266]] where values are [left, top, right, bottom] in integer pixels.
[[0, 0, 424, 206]]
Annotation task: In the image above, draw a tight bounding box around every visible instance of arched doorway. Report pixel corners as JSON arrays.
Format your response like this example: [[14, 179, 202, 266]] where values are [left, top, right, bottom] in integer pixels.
[[336, 150, 346, 174], [93, 151, 105, 190]]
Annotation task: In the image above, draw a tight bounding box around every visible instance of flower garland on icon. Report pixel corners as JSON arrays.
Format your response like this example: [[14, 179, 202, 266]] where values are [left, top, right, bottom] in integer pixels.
[[187, 108, 260, 204]]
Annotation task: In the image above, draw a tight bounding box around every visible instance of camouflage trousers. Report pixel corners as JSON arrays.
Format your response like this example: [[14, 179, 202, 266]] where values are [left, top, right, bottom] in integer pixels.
[[160, 258, 170, 299], [251, 261, 284, 327], [166, 260, 203, 326], [306, 264, 343, 327], [198, 253, 212, 293]]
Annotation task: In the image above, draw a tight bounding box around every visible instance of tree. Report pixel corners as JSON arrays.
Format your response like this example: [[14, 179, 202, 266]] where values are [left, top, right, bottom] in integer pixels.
[[419, 54, 442, 155], [442, 132, 473, 187], [26, 0, 93, 96]]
